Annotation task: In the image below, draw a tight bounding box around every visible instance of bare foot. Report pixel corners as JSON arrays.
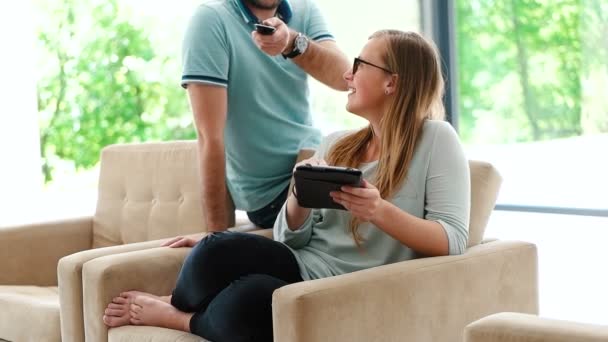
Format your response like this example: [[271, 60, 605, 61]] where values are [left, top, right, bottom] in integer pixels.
[[103, 295, 131, 327], [122, 290, 171, 304], [129, 295, 193, 332], [103, 291, 171, 327]]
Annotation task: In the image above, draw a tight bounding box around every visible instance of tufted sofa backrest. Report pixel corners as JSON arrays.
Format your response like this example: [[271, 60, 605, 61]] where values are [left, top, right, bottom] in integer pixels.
[[92, 140, 234, 248]]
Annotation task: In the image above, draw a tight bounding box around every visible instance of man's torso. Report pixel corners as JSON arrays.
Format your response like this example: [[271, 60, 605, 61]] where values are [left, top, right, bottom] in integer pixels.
[[182, 0, 331, 211]]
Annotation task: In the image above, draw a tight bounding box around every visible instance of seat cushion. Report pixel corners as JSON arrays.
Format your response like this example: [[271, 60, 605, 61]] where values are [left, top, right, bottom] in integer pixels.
[[0, 286, 60, 342], [109, 326, 209, 342], [465, 312, 608, 342]]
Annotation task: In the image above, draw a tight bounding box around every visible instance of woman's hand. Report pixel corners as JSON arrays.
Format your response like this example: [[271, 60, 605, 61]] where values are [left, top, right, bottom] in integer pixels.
[[291, 157, 327, 203], [330, 179, 386, 222], [161, 235, 200, 248], [293, 157, 327, 172], [284, 157, 325, 230]]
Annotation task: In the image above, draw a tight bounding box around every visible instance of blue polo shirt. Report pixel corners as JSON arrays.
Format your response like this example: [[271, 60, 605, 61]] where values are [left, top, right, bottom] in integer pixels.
[[181, 0, 333, 212]]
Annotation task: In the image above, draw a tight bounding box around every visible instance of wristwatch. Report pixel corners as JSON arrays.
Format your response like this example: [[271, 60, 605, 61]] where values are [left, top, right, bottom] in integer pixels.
[[282, 32, 309, 59]]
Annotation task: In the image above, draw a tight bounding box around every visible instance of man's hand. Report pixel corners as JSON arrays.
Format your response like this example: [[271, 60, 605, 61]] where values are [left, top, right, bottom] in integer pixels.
[[251, 17, 292, 56], [330, 180, 386, 222]]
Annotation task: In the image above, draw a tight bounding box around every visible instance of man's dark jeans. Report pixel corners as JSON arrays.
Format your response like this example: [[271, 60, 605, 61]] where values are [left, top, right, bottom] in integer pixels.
[[246, 185, 289, 228]]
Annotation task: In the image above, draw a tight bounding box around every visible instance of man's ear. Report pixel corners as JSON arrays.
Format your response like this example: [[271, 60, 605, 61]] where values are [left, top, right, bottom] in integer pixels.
[[385, 74, 398, 95]]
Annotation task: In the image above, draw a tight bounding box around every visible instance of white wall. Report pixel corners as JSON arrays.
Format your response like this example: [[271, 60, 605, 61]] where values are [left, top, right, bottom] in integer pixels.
[[0, 0, 43, 224]]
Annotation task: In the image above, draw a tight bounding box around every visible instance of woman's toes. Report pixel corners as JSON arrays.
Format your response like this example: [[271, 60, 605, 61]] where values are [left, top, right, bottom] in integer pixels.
[[108, 303, 124, 311], [103, 315, 127, 328], [130, 317, 143, 325], [112, 296, 128, 305], [105, 308, 123, 316]]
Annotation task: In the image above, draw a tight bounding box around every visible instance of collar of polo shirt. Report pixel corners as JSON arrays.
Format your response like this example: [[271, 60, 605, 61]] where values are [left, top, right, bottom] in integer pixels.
[[232, 0, 293, 24]]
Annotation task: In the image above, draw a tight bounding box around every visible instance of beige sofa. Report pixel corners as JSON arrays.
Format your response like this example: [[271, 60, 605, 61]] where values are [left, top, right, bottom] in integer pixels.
[[0, 141, 245, 342], [81, 155, 539, 340], [0, 140, 538, 342], [465, 312, 608, 342]]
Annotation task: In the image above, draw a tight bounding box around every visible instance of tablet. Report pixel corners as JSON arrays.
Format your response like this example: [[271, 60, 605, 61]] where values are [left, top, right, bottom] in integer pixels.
[[293, 164, 363, 210]]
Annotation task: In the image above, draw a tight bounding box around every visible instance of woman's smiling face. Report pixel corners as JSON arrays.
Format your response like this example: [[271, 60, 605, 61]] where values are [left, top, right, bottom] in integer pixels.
[[343, 37, 393, 121]]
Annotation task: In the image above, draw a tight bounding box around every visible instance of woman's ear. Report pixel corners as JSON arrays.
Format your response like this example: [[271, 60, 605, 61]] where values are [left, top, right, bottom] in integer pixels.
[[385, 74, 398, 95]]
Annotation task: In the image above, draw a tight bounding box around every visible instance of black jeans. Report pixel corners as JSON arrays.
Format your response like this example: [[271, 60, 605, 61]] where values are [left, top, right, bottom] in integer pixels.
[[170, 231, 303, 342], [246, 186, 289, 229]]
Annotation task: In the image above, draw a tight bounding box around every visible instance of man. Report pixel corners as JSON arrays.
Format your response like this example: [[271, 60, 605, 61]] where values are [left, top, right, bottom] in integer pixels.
[[182, 0, 350, 231]]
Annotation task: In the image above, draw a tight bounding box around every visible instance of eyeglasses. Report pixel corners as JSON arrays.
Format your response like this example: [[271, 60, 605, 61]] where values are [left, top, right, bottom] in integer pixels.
[[353, 57, 393, 74]]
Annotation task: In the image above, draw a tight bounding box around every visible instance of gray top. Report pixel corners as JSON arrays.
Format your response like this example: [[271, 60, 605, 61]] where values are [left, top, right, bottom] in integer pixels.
[[273, 120, 471, 280]]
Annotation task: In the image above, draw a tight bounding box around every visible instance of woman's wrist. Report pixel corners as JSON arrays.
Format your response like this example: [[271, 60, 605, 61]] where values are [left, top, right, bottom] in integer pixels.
[[286, 193, 310, 230], [371, 199, 391, 227]]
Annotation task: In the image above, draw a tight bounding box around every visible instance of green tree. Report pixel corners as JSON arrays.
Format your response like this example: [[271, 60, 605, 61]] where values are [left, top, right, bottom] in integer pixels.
[[580, 0, 608, 134], [456, 0, 586, 144], [36, 0, 193, 182]]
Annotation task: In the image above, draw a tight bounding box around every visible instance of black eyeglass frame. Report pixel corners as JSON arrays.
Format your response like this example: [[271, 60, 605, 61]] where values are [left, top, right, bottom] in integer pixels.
[[353, 57, 394, 74]]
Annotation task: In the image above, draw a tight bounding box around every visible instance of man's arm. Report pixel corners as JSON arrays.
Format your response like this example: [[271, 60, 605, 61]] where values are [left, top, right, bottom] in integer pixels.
[[252, 18, 350, 91], [290, 39, 350, 91], [188, 83, 230, 232]]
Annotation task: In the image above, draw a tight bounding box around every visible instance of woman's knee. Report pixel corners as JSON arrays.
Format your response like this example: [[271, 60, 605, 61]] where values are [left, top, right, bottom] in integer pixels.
[[185, 231, 239, 267], [187, 231, 273, 268], [191, 274, 288, 342]]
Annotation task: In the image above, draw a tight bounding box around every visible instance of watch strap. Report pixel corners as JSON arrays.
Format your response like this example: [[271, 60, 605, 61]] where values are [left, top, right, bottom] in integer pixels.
[[282, 32, 306, 59]]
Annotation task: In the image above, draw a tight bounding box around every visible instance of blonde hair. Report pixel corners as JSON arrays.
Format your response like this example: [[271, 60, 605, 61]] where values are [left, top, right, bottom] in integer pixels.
[[327, 30, 445, 246]]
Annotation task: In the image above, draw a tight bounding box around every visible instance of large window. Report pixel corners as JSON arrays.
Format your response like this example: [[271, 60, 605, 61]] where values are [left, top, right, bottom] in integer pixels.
[[0, 0, 202, 225], [7, 0, 604, 217], [34, 0, 199, 184], [455, 0, 608, 213], [451, 0, 608, 324]]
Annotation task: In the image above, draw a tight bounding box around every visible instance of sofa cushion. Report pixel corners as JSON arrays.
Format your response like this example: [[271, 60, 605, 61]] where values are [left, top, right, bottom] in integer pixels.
[[109, 326, 209, 342], [93, 141, 235, 248], [0, 286, 60, 342], [467, 160, 502, 247]]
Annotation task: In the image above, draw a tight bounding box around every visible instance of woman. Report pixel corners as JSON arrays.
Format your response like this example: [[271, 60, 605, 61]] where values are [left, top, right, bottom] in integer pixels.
[[102, 30, 470, 342]]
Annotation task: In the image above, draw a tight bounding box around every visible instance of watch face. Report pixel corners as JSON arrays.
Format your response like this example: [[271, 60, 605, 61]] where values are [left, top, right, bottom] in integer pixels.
[[295, 35, 308, 52]]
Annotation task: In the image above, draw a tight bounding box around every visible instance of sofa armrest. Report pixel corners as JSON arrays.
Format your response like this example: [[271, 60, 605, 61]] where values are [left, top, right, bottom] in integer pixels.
[[272, 240, 538, 342], [0, 216, 93, 286], [81, 246, 191, 342], [58, 238, 178, 342], [465, 312, 608, 342]]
